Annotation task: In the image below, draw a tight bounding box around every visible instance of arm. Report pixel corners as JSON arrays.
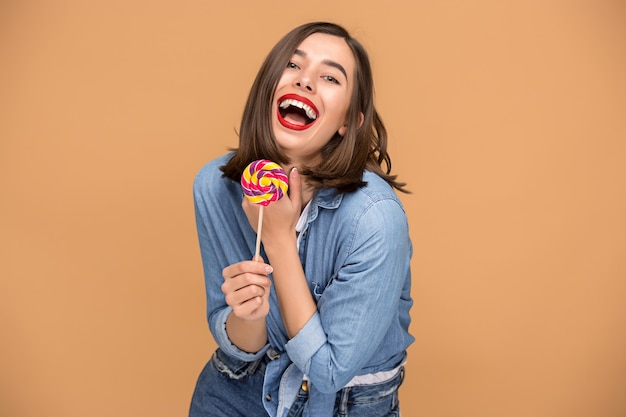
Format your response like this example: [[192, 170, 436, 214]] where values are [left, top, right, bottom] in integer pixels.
[[241, 168, 316, 338], [193, 160, 271, 359], [295, 197, 411, 392]]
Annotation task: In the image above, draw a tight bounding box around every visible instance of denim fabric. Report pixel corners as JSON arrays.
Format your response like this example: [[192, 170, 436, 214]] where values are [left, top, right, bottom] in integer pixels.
[[189, 348, 404, 417], [189, 348, 270, 417], [193, 153, 414, 416], [287, 367, 404, 417]]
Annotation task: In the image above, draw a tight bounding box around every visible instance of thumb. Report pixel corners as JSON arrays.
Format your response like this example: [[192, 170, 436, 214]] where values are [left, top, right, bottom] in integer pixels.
[[288, 167, 301, 203]]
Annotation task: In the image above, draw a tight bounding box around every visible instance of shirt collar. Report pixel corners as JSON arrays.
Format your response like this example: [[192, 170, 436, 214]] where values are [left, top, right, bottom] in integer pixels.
[[303, 188, 343, 226]]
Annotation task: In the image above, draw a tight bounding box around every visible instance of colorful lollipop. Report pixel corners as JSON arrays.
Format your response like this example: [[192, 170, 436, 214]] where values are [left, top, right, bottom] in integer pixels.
[[241, 159, 289, 258]]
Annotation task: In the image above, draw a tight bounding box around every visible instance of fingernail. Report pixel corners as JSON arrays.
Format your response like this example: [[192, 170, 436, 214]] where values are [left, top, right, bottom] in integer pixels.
[[265, 265, 273, 273]]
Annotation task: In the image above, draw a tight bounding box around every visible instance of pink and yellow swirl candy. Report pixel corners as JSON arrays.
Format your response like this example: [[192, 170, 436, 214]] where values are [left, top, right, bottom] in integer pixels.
[[241, 160, 288, 206], [241, 159, 289, 258]]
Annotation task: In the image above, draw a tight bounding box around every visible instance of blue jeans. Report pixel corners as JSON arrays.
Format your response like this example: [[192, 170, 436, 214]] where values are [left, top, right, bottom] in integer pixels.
[[189, 348, 404, 417], [189, 348, 269, 417]]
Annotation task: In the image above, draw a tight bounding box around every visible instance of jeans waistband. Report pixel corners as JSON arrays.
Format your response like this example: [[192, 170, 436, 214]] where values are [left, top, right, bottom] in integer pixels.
[[302, 358, 406, 388]]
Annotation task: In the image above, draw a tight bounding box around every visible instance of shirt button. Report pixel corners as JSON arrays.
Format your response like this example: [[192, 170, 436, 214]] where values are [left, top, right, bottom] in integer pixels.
[[265, 394, 272, 401], [301, 381, 308, 392]]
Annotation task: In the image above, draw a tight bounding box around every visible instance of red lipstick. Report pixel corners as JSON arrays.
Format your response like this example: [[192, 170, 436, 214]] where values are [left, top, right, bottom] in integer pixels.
[[276, 94, 319, 131]]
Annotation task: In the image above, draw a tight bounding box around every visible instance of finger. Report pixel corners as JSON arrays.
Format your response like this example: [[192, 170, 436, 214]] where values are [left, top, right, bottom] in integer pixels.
[[221, 274, 271, 296], [223, 260, 273, 279], [232, 295, 266, 319], [224, 282, 266, 306], [288, 167, 301, 204]]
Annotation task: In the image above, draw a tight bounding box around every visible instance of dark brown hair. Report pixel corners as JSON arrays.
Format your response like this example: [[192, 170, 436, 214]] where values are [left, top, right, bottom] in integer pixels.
[[220, 22, 408, 193]]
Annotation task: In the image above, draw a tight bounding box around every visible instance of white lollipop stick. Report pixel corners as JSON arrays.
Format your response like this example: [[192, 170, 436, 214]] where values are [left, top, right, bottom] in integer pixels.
[[254, 206, 264, 260]]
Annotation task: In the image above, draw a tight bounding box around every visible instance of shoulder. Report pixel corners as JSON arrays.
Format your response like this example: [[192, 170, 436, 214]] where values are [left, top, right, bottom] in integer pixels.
[[193, 153, 241, 204], [326, 173, 411, 260], [341, 171, 406, 213], [316, 172, 408, 239], [193, 153, 235, 191]]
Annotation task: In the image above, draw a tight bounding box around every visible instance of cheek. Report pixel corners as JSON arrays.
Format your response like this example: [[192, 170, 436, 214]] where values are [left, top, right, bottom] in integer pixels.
[[332, 93, 352, 126]]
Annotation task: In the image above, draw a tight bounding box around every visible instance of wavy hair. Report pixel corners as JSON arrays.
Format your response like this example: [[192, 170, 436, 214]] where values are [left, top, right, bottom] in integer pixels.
[[220, 22, 407, 193]]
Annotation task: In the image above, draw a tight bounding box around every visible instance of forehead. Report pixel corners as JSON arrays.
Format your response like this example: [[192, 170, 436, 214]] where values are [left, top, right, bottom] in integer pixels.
[[294, 33, 356, 74]]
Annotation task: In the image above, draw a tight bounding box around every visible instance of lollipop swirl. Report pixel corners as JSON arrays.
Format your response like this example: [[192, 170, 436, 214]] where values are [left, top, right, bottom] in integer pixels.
[[241, 160, 289, 206]]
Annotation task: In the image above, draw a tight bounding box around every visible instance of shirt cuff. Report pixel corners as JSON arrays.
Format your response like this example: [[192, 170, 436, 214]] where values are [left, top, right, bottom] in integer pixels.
[[284, 311, 325, 373], [213, 307, 269, 361]]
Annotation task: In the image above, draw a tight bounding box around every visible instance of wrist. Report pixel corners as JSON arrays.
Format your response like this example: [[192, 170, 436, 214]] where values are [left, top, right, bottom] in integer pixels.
[[263, 234, 297, 258], [226, 313, 268, 353]]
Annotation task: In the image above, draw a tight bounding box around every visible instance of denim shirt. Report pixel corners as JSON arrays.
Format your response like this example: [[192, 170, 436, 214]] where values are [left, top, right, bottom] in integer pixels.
[[193, 153, 414, 416]]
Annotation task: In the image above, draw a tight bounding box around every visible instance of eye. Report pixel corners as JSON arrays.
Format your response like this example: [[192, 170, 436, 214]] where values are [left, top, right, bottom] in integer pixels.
[[323, 75, 340, 85], [287, 61, 300, 70]]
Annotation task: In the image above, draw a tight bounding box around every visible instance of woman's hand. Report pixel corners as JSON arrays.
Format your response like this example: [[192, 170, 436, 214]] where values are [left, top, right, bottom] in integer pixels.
[[221, 259, 272, 322], [242, 167, 302, 250]]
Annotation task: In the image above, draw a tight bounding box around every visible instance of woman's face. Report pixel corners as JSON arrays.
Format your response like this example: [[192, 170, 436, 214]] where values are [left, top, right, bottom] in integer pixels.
[[272, 33, 356, 166]]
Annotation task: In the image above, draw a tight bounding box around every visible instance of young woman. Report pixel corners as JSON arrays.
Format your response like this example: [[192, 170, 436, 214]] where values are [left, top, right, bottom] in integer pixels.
[[190, 22, 414, 417]]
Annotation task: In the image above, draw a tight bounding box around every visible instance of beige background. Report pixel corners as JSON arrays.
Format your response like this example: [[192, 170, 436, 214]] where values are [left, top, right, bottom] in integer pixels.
[[1, 1, 625, 416]]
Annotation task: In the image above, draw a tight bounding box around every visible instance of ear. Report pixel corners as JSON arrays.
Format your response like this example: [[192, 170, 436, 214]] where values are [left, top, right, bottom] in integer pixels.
[[338, 112, 364, 137]]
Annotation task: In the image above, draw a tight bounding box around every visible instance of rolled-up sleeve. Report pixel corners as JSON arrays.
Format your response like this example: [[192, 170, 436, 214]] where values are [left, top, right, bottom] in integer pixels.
[[285, 312, 326, 368]]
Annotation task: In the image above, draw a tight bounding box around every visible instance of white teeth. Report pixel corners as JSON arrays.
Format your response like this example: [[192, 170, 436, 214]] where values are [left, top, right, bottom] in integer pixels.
[[279, 99, 318, 120]]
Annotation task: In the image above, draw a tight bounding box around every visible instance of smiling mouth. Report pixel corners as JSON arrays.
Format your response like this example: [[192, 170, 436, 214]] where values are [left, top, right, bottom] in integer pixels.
[[277, 94, 319, 131]]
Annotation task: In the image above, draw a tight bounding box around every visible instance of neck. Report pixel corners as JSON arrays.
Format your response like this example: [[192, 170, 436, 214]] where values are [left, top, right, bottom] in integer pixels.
[[300, 187, 314, 212]]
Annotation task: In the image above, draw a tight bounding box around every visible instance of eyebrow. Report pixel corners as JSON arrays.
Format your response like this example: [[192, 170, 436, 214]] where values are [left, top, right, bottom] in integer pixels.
[[294, 49, 348, 81]]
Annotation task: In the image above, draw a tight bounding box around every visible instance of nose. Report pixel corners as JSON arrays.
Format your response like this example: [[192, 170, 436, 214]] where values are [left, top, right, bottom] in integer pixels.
[[295, 81, 313, 92], [294, 73, 314, 92]]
